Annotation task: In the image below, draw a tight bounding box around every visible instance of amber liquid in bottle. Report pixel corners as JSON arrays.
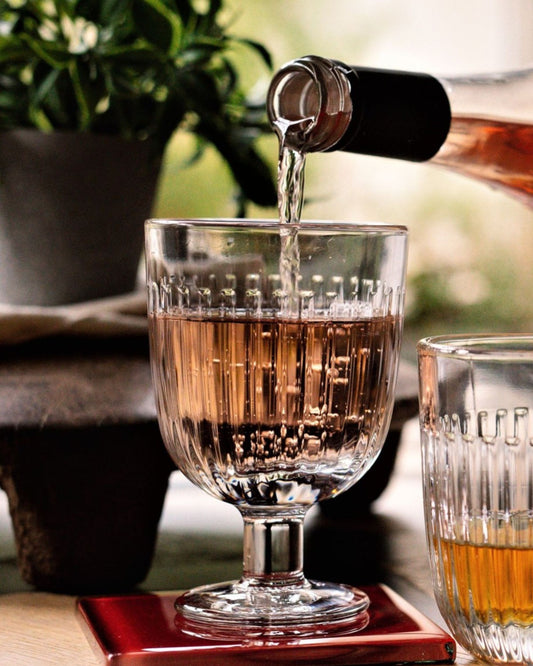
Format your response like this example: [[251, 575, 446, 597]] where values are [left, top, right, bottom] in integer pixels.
[[434, 116, 533, 207]]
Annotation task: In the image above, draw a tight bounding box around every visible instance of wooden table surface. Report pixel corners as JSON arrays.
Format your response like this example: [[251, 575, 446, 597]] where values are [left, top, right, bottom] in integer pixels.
[[0, 418, 484, 665]]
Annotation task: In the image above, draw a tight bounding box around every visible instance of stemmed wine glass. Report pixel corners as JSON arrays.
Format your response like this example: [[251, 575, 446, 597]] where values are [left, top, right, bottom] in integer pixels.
[[145, 218, 407, 635]]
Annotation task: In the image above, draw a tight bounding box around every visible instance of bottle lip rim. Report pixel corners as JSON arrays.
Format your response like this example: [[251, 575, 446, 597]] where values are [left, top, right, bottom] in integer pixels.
[[266, 55, 353, 153], [145, 218, 408, 235], [418, 334, 533, 359]]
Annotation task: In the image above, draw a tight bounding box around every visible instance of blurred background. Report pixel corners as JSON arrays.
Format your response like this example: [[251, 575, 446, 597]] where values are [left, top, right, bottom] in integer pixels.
[[153, 0, 533, 361]]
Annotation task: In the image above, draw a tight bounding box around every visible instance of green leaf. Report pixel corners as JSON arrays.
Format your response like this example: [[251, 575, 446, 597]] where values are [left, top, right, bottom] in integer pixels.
[[131, 0, 183, 54], [180, 42, 224, 64], [196, 117, 276, 207], [195, 0, 222, 35], [29, 63, 77, 126], [235, 37, 273, 70], [170, 0, 193, 24], [69, 60, 94, 129], [0, 37, 29, 63], [19, 34, 71, 68], [99, 0, 132, 24], [31, 68, 62, 107], [100, 42, 163, 65], [28, 106, 54, 131], [178, 69, 223, 114], [203, 0, 223, 19], [149, 90, 186, 148]]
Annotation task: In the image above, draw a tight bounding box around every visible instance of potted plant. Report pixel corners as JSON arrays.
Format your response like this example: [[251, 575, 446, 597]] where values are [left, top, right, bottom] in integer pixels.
[[0, 0, 276, 305]]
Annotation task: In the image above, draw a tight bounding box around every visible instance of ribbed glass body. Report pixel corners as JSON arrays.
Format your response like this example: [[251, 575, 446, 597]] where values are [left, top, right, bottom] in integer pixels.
[[418, 335, 533, 663], [146, 218, 408, 632]]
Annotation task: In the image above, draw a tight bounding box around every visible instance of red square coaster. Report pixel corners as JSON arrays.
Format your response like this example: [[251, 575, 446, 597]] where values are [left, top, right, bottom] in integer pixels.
[[77, 584, 455, 665]]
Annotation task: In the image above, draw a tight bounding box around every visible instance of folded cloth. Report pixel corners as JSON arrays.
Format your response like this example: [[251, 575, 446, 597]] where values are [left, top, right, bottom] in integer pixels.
[[0, 291, 148, 345]]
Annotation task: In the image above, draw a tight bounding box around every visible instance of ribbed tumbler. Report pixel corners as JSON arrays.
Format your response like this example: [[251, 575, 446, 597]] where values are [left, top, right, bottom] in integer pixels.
[[418, 335, 533, 664]]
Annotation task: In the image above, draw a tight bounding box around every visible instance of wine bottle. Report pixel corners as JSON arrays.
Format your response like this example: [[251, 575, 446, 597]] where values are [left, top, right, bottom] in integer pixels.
[[267, 55, 533, 206]]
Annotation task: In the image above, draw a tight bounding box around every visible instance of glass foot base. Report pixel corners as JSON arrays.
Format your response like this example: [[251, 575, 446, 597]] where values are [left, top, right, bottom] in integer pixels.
[[175, 578, 370, 636]]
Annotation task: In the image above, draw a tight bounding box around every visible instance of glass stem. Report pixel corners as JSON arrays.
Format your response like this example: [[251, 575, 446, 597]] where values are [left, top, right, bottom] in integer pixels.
[[241, 510, 307, 586]]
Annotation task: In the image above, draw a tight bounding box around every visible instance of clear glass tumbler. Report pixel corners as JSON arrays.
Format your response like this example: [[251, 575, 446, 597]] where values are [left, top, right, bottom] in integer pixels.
[[418, 335, 533, 663]]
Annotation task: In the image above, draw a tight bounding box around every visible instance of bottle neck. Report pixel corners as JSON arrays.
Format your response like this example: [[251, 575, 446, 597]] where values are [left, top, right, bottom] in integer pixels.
[[438, 67, 533, 124], [267, 55, 354, 152], [267, 56, 452, 162], [268, 57, 533, 207]]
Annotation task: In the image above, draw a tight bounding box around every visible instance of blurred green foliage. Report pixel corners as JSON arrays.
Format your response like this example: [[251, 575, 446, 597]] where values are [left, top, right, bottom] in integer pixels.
[[0, 0, 276, 209]]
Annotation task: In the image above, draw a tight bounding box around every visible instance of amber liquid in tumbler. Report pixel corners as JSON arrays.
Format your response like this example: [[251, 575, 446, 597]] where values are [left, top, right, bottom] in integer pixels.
[[438, 533, 533, 626], [150, 313, 401, 508]]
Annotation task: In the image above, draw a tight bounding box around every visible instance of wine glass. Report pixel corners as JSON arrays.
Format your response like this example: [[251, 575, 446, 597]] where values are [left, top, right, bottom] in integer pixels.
[[145, 218, 407, 635]]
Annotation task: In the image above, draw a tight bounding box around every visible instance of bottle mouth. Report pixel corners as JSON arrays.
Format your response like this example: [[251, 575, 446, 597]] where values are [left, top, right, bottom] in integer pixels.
[[267, 55, 353, 152]]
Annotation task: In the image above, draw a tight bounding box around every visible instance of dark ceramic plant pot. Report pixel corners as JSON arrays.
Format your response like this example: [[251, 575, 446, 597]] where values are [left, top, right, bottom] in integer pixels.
[[0, 130, 162, 306]]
